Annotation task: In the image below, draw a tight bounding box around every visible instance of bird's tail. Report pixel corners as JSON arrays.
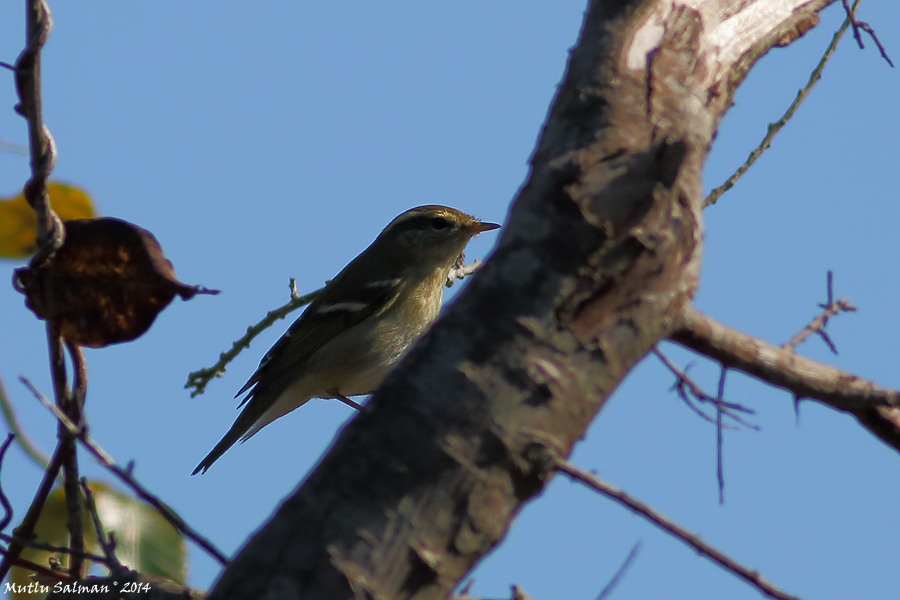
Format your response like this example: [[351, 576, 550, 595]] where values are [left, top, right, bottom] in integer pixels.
[[192, 424, 245, 475]]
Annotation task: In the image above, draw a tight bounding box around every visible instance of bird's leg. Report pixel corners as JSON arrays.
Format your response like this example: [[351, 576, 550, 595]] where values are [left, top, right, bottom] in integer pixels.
[[326, 388, 363, 411]]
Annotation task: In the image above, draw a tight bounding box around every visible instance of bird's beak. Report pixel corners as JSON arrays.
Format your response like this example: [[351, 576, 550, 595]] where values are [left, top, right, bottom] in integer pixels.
[[472, 221, 501, 234]]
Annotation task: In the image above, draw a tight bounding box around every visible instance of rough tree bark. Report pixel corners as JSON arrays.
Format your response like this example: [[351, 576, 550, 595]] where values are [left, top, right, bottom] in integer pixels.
[[200, 1, 838, 599]]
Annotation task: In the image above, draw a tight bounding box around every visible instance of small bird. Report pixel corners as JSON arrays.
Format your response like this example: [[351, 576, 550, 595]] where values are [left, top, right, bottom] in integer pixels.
[[193, 205, 499, 474]]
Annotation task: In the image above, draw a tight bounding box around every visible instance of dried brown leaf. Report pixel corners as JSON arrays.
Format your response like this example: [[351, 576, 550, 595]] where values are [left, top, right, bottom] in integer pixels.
[[14, 218, 218, 347]]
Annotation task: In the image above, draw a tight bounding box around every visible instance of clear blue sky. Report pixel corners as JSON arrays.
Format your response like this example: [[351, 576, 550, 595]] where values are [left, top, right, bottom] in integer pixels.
[[1, 3, 898, 599]]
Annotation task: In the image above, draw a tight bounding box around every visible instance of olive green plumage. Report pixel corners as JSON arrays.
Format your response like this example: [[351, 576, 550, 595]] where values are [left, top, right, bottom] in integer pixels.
[[193, 205, 499, 474]]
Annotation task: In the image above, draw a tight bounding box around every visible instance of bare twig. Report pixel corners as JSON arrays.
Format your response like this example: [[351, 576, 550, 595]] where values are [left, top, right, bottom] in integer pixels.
[[0, 440, 71, 581], [4, 0, 89, 582], [511, 587, 535, 600], [653, 349, 757, 430], [16, 0, 63, 262], [0, 371, 51, 469], [0, 533, 106, 564], [840, 0, 894, 66], [0, 433, 16, 533], [715, 367, 727, 506], [20, 355, 84, 580], [456, 580, 476, 597], [0, 546, 75, 582], [80, 478, 123, 572], [558, 460, 802, 600], [48, 334, 84, 579], [669, 305, 900, 453], [185, 280, 321, 397], [596, 540, 642, 600], [0, 139, 28, 154], [782, 271, 856, 353], [447, 258, 484, 287], [704, 0, 860, 208], [187, 259, 487, 397], [22, 379, 230, 566]]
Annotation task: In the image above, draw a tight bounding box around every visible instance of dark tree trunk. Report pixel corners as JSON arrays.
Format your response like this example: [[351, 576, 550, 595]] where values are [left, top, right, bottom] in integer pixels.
[[202, 1, 835, 599]]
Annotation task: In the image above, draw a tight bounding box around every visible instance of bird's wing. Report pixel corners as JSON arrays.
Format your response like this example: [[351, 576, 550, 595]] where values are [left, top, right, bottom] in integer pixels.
[[192, 276, 405, 475], [235, 275, 406, 403]]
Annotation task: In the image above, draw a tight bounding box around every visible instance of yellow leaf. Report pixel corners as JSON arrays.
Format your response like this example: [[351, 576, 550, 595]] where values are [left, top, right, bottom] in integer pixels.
[[0, 182, 97, 259]]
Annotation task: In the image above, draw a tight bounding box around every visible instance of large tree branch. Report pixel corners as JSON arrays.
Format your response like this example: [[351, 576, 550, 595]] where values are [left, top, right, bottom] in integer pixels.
[[207, 1, 837, 599], [669, 304, 900, 452]]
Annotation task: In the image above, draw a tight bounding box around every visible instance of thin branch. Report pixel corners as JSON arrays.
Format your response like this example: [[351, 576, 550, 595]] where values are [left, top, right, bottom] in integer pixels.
[[453, 587, 536, 600], [185, 280, 321, 397], [0, 545, 74, 583], [0, 139, 29, 154], [0, 433, 16, 533], [16, 0, 63, 263], [596, 540, 642, 600], [782, 271, 856, 353], [653, 349, 758, 430], [511, 587, 534, 600], [80, 478, 123, 572], [0, 533, 106, 564], [67, 342, 87, 414], [446, 258, 484, 287], [839, 0, 894, 66], [3, 0, 88, 583], [0, 370, 51, 469], [187, 259, 487, 397], [49, 333, 83, 579], [22, 378, 230, 566], [0, 440, 71, 581], [715, 367, 727, 506], [669, 305, 900, 452], [703, 0, 860, 208], [557, 460, 802, 600]]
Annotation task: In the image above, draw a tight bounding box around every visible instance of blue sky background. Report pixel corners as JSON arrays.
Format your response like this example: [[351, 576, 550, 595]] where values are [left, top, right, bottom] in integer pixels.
[[1, 2, 898, 599]]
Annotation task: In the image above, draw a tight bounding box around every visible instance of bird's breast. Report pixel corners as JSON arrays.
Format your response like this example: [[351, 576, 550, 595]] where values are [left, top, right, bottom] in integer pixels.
[[309, 277, 444, 397]]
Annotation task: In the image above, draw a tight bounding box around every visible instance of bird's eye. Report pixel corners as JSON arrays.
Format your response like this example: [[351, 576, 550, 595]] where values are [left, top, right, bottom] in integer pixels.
[[430, 217, 450, 230]]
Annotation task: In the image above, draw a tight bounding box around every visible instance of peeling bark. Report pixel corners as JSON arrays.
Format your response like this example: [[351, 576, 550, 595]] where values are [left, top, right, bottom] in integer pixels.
[[207, 1, 836, 599]]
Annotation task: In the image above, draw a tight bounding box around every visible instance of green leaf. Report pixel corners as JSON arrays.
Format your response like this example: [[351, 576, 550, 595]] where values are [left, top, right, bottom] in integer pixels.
[[9, 481, 187, 600], [91, 482, 187, 583]]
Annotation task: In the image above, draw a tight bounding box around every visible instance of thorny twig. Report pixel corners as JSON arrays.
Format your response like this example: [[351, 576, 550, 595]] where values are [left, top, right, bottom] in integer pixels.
[[704, 0, 864, 207], [557, 460, 802, 600], [21, 377, 230, 566]]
